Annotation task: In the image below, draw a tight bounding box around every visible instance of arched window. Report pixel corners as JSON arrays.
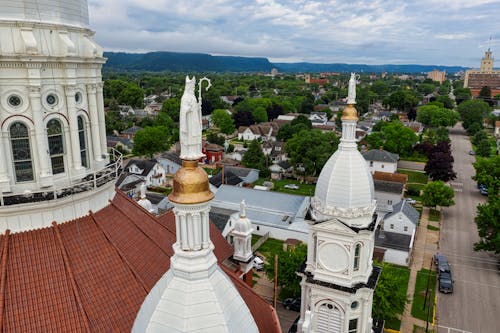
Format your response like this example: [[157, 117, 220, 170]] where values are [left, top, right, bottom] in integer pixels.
[[47, 119, 65, 174], [78, 116, 89, 168], [317, 302, 343, 333], [353, 244, 361, 271], [9, 122, 34, 182]]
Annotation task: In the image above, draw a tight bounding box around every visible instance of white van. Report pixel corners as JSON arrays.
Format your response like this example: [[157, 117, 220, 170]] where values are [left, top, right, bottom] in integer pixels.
[[253, 256, 264, 271]]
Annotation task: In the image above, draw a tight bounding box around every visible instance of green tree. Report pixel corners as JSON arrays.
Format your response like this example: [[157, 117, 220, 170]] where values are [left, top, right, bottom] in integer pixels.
[[372, 262, 409, 323], [365, 121, 418, 157], [473, 155, 500, 195], [474, 196, 500, 254], [241, 140, 269, 177], [457, 100, 491, 132], [264, 243, 307, 299], [161, 98, 181, 122], [132, 126, 171, 157], [479, 86, 491, 99], [211, 109, 235, 135], [436, 95, 455, 109], [417, 105, 459, 128], [422, 181, 455, 209], [252, 106, 268, 123], [118, 84, 144, 108], [476, 139, 492, 157], [454, 87, 472, 104], [286, 129, 339, 176]]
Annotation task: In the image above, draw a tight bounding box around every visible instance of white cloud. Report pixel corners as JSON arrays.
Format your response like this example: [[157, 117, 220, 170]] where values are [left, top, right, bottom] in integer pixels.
[[88, 0, 500, 66]]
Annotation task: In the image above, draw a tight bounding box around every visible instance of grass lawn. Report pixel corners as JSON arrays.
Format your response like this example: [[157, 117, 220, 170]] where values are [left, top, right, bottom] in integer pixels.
[[428, 209, 441, 222], [398, 169, 429, 184], [411, 269, 437, 322], [427, 225, 440, 231], [252, 235, 284, 256]]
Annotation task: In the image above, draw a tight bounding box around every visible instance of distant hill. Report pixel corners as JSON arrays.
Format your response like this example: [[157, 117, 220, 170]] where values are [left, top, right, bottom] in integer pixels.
[[103, 51, 467, 74], [103, 52, 273, 72]]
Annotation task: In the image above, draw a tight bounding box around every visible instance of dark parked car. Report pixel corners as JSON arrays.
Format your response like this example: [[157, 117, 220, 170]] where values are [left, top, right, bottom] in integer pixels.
[[438, 272, 453, 293], [479, 187, 488, 196], [283, 298, 301, 312], [434, 253, 451, 274]]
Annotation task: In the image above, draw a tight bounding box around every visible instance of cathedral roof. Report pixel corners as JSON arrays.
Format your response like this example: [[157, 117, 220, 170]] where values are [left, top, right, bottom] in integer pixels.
[[0, 191, 279, 333]]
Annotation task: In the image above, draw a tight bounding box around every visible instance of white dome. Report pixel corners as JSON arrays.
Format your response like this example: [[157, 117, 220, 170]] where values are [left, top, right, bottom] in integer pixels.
[[0, 0, 89, 28], [132, 252, 258, 333], [314, 148, 374, 211]]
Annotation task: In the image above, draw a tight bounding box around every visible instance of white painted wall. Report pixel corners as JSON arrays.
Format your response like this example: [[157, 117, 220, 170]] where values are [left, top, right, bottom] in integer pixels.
[[366, 160, 397, 174]]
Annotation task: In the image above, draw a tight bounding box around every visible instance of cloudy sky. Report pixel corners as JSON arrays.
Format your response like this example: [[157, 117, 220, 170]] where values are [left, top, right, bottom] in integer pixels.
[[88, 0, 500, 67]]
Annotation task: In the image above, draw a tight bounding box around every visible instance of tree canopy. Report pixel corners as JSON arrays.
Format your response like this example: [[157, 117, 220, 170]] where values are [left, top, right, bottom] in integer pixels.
[[474, 195, 500, 254], [422, 181, 455, 208], [132, 126, 171, 157], [286, 129, 339, 176], [424, 141, 456, 182], [473, 155, 500, 195], [211, 109, 235, 135], [241, 140, 270, 177], [417, 105, 459, 128], [264, 243, 307, 299], [457, 100, 491, 133], [372, 262, 408, 323], [365, 121, 418, 157]]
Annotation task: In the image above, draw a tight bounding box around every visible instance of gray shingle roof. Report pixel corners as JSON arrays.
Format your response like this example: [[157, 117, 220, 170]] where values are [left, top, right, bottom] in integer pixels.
[[209, 170, 243, 187], [159, 151, 182, 166], [363, 149, 399, 163], [124, 159, 157, 176], [385, 200, 420, 225], [225, 166, 257, 178], [375, 229, 412, 251], [374, 180, 404, 194]]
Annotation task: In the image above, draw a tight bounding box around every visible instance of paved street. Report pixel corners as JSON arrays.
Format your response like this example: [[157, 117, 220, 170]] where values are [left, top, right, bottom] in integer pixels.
[[437, 124, 499, 333]]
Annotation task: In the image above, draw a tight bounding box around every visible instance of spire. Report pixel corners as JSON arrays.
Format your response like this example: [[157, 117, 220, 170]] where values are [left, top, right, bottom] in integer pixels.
[[339, 73, 359, 150], [231, 200, 253, 263], [137, 182, 154, 213]]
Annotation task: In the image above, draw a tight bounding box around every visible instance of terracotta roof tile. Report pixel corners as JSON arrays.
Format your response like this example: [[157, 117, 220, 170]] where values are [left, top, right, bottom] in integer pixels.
[[0, 191, 279, 332]]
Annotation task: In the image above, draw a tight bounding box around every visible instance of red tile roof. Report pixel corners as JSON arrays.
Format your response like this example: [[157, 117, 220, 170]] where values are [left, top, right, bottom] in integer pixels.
[[0, 190, 280, 332]]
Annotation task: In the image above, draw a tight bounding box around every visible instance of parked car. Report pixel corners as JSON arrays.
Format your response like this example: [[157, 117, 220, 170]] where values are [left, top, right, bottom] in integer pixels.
[[479, 187, 488, 196], [284, 184, 299, 190], [469, 150, 475, 155], [434, 253, 451, 273], [253, 256, 264, 271], [438, 272, 454, 293], [283, 298, 301, 311], [406, 198, 417, 205]]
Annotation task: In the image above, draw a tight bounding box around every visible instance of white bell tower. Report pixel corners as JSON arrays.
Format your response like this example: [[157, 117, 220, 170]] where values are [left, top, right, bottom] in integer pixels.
[[299, 74, 380, 333]]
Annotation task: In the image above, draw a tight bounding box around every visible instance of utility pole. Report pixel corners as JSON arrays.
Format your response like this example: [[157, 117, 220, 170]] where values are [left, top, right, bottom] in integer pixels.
[[423, 259, 433, 309]]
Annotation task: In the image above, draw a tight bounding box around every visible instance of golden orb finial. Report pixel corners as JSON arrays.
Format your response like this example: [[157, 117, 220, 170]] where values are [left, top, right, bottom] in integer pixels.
[[341, 104, 358, 121], [168, 160, 214, 204]]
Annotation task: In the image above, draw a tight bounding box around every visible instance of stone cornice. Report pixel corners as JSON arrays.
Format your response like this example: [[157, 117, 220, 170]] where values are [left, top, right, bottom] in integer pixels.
[[0, 20, 94, 35], [0, 59, 105, 69]]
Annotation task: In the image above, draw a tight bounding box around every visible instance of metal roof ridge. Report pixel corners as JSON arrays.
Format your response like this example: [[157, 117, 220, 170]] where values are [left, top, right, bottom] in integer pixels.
[[52, 223, 92, 333]]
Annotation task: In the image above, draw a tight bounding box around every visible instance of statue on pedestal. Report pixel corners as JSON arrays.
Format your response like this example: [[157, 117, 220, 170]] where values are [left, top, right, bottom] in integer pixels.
[[179, 76, 209, 160], [347, 72, 359, 104]]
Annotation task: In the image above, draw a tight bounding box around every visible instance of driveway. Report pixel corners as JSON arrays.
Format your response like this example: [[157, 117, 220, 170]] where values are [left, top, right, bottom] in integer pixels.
[[436, 124, 499, 333]]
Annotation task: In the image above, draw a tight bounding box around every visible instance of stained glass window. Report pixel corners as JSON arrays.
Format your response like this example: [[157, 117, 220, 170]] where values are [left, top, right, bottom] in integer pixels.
[[47, 119, 65, 174], [78, 116, 89, 168], [10, 122, 34, 182]]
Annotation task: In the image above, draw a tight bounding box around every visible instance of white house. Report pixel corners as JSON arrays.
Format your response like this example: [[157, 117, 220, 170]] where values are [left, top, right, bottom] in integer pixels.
[[309, 111, 328, 126], [121, 159, 166, 187], [374, 180, 405, 214], [363, 149, 399, 174], [375, 229, 415, 266], [383, 200, 420, 236], [157, 151, 182, 175]]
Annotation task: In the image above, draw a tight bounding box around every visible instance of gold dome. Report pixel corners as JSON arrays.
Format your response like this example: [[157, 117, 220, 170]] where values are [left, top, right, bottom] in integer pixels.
[[341, 104, 358, 121], [168, 160, 214, 204]]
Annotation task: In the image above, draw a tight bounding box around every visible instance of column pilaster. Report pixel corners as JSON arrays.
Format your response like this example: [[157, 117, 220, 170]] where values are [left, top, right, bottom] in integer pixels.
[[96, 82, 108, 159], [86, 84, 103, 163], [65, 85, 84, 175], [0, 130, 11, 192], [29, 86, 53, 187]]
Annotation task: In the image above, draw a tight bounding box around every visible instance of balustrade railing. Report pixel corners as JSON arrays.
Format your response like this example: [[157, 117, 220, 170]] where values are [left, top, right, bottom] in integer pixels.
[[0, 149, 123, 207]]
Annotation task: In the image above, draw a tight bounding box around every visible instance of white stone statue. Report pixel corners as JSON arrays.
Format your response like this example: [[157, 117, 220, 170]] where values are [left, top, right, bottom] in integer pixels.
[[179, 76, 204, 160], [240, 199, 247, 218], [347, 72, 358, 104]]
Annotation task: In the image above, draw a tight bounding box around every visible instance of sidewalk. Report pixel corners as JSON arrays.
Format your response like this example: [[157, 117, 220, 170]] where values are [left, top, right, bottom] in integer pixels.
[[399, 207, 440, 332]]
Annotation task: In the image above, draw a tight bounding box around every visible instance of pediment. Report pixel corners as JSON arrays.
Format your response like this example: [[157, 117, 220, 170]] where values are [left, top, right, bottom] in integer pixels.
[[314, 219, 356, 235]]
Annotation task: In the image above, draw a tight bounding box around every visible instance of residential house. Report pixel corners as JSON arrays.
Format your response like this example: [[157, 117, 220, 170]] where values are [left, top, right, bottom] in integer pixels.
[[269, 161, 293, 180], [237, 122, 278, 142], [157, 151, 182, 175], [106, 135, 133, 153], [495, 120, 500, 137], [374, 180, 405, 214], [121, 159, 166, 187], [120, 126, 143, 141], [383, 200, 420, 236], [224, 165, 259, 184], [143, 94, 158, 104], [211, 185, 310, 242], [309, 111, 328, 126], [118, 105, 135, 117], [264, 141, 286, 163], [203, 142, 224, 164], [209, 169, 244, 193], [144, 102, 162, 116], [372, 111, 394, 122], [363, 149, 399, 174]]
